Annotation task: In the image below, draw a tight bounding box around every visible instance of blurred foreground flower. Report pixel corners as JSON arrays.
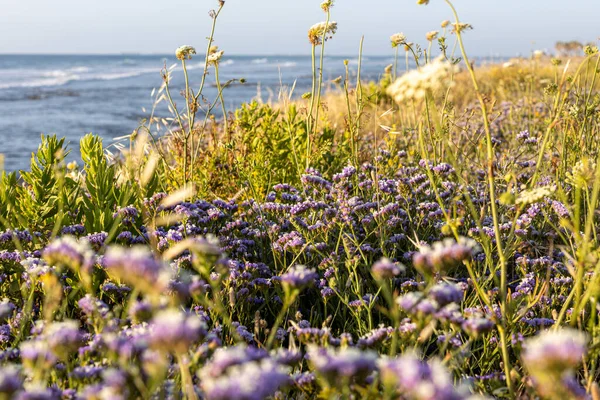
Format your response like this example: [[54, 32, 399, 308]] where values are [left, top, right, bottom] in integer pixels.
[[148, 309, 206, 354], [522, 328, 588, 399], [201, 359, 290, 400], [308, 345, 378, 386], [0, 366, 22, 397], [42, 236, 94, 274], [104, 246, 170, 296], [199, 346, 289, 400], [412, 237, 479, 276], [379, 353, 474, 399], [371, 257, 404, 280], [522, 328, 586, 374], [44, 320, 84, 359]]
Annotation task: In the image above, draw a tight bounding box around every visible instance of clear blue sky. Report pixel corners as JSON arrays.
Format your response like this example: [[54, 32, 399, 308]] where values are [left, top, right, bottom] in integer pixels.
[[1, 0, 597, 56]]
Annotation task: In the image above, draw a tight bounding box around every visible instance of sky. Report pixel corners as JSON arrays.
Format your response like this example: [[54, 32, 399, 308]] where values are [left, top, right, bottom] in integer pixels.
[[0, 0, 598, 56]]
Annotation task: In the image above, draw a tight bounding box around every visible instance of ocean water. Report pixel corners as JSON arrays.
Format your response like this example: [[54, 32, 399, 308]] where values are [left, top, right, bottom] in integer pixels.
[[0, 54, 399, 172]]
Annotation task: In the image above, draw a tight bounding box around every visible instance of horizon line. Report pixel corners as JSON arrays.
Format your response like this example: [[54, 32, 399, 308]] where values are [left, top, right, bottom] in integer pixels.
[[0, 52, 518, 58]]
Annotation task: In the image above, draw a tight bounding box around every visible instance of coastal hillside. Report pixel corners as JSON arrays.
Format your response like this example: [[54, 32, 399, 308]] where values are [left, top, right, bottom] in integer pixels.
[[1, 0, 600, 398]]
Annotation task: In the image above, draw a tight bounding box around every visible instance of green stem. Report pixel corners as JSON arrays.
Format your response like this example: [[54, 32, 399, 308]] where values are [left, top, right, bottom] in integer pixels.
[[306, 44, 317, 169], [443, 0, 513, 395], [214, 64, 228, 139], [266, 294, 295, 349], [393, 46, 399, 80], [182, 59, 192, 184], [313, 12, 331, 151], [178, 354, 198, 400]]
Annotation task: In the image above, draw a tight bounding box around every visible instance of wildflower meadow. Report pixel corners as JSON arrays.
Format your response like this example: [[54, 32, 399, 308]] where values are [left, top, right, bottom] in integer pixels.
[[1, 0, 600, 399]]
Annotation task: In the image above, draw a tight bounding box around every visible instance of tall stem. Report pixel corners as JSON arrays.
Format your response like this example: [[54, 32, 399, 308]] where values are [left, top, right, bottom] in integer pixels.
[[182, 60, 192, 184], [393, 46, 399, 80], [313, 12, 331, 144], [355, 37, 364, 143], [177, 354, 198, 400], [190, 3, 224, 172], [266, 295, 295, 349], [443, 0, 512, 395], [195, 4, 224, 101], [214, 64, 228, 139], [306, 45, 317, 170]]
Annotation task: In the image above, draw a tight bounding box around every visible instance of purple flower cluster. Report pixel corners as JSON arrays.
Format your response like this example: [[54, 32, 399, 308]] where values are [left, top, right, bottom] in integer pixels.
[[103, 246, 169, 294]]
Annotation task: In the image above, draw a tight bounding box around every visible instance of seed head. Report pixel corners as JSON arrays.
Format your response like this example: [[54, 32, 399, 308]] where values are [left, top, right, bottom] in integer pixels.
[[451, 22, 473, 34], [441, 20, 450, 28], [208, 50, 225, 65], [426, 30, 439, 42], [417, 0, 430, 4], [176, 45, 196, 60], [584, 44, 599, 55], [308, 21, 338, 46], [567, 159, 597, 189], [390, 33, 407, 48], [320, 0, 334, 12]]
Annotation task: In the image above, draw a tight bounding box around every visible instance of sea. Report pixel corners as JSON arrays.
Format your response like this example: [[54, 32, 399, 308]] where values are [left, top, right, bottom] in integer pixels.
[[0, 54, 403, 172]]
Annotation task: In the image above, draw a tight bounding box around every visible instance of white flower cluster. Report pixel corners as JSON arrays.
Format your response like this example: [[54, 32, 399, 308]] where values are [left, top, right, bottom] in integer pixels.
[[176, 45, 196, 60], [516, 185, 556, 205], [386, 56, 458, 105], [567, 158, 597, 189], [308, 21, 338, 46], [390, 33, 407, 48], [207, 50, 225, 65]]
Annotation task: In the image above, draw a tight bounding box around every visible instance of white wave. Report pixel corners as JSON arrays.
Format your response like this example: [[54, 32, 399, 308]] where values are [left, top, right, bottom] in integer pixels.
[[251, 58, 269, 64], [89, 67, 158, 81], [0, 66, 158, 90], [0, 76, 79, 89], [68, 66, 90, 73], [278, 61, 297, 68], [220, 59, 235, 66], [39, 66, 89, 78], [184, 63, 207, 71]]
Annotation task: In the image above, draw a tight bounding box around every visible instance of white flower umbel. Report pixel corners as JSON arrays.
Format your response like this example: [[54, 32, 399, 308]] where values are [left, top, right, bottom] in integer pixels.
[[386, 56, 458, 105]]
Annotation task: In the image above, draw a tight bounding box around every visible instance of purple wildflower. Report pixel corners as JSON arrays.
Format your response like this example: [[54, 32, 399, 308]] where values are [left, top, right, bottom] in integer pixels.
[[103, 246, 169, 294], [280, 265, 318, 290], [307, 345, 378, 385], [148, 309, 206, 353], [371, 258, 404, 279]]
